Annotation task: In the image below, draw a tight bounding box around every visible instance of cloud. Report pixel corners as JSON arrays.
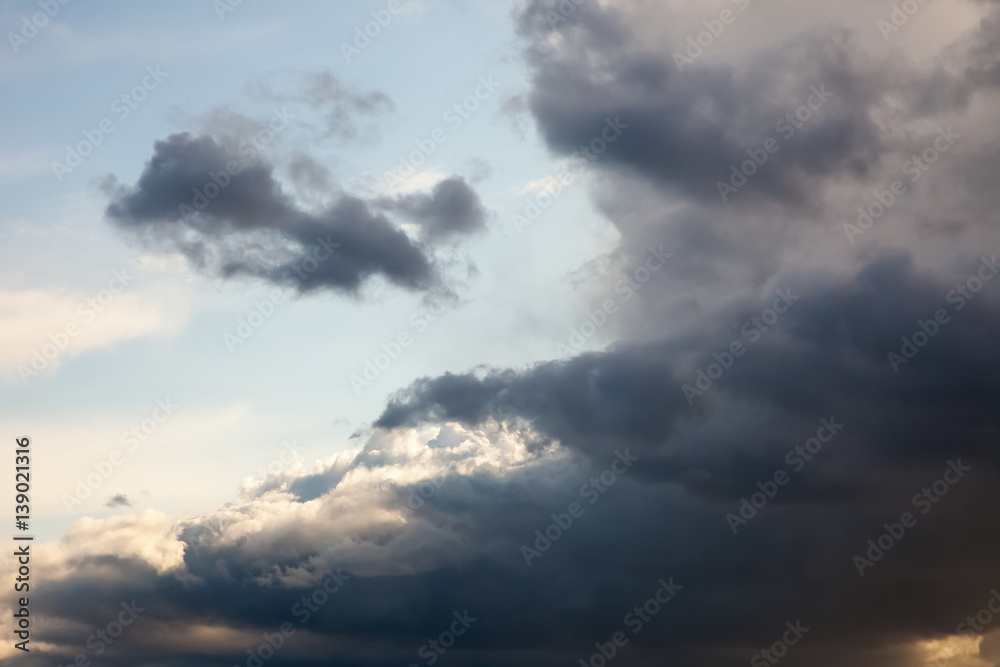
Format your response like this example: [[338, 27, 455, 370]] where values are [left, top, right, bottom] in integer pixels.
[[9, 294, 1000, 664], [0, 149, 51, 182], [103, 72, 487, 298], [0, 283, 187, 382], [514, 2, 896, 208], [105, 494, 133, 508], [245, 70, 396, 143], [9, 253, 1000, 665], [300, 71, 395, 142], [377, 176, 488, 240], [103, 132, 485, 295]]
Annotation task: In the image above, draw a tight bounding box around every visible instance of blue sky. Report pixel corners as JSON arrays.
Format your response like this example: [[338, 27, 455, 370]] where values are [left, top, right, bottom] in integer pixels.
[[1, 0, 617, 540]]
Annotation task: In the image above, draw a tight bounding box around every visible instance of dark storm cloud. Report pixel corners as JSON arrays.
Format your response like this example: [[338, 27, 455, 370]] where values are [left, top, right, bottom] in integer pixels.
[[511, 0, 1000, 211], [501, 0, 1000, 341], [365, 252, 1000, 665], [377, 176, 487, 240], [104, 132, 485, 294], [514, 1, 884, 207], [23, 253, 1000, 667], [376, 253, 1000, 466]]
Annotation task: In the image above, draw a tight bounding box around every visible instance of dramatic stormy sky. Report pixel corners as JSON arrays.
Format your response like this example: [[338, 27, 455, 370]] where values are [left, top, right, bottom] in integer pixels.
[[2, 0, 1000, 665]]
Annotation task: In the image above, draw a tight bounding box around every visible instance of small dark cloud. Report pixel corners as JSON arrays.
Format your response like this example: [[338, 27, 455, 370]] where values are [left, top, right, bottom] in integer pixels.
[[104, 134, 485, 295], [105, 494, 133, 508]]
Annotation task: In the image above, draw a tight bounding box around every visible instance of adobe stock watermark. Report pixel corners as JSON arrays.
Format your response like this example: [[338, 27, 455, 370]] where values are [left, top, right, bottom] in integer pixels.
[[54, 600, 145, 667], [520, 449, 638, 566], [234, 568, 351, 667], [557, 245, 673, 356], [18, 267, 134, 385], [404, 473, 503, 509], [917, 596, 998, 667], [406, 471, 448, 510], [7, 0, 71, 55], [956, 588, 1000, 638], [224, 288, 290, 353], [213, 0, 245, 21], [877, 0, 932, 40], [726, 417, 845, 534], [887, 255, 998, 373], [61, 399, 179, 511], [349, 291, 459, 395], [180, 107, 293, 223], [673, 0, 751, 72], [340, 0, 406, 62], [852, 459, 971, 576], [379, 75, 500, 188], [717, 83, 833, 202], [507, 116, 628, 237], [682, 288, 799, 404], [844, 126, 960, 243], [52, 66, 169, 183], [408, 610, 477, 667], [290, 567, 351, 623], [750, 620, 810, 667], [541, 0, 589, 29], [223, 236, 339, 353], [578, 578, 682, 667]]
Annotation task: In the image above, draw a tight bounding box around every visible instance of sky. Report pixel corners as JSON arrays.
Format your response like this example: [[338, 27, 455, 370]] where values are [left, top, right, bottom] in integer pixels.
[[1, 0, 1000, 665]]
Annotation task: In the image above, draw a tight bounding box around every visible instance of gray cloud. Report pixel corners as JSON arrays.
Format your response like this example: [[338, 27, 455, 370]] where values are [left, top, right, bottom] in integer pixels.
[[18, 254, 1000, 667], [105, 494, 133, 508], [248, 70, 395, 142], [104, 132, 485, 295], [377, 176, 487, 240], [301, 70, 395, 142]]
